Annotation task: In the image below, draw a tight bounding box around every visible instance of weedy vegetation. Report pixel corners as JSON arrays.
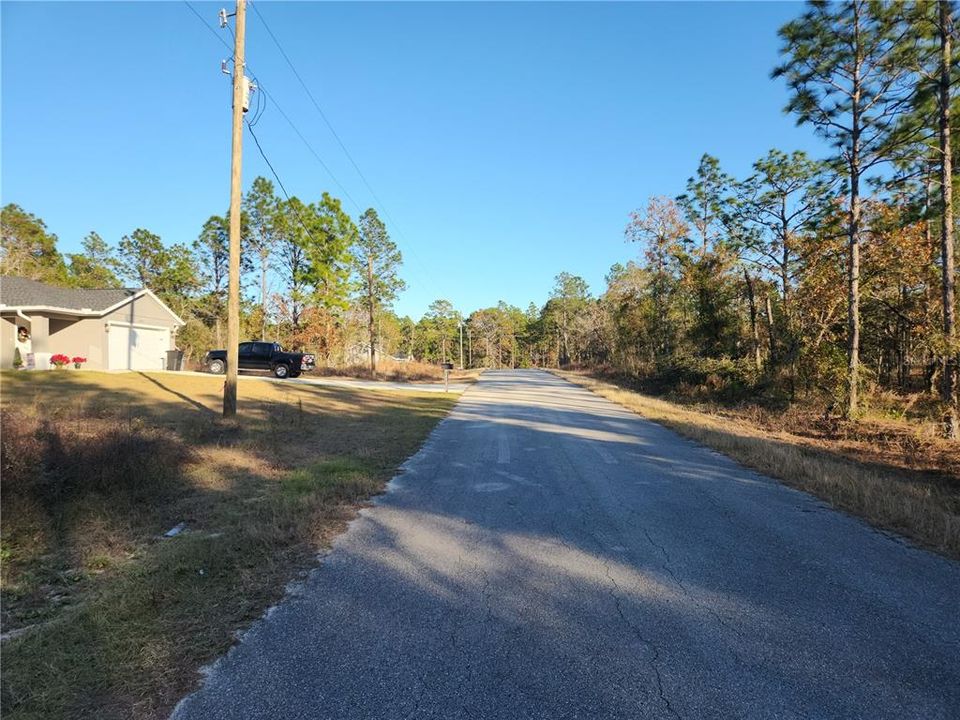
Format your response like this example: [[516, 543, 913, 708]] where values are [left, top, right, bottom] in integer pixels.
[[0, 370, 456, 720], [558, 370, 960, 560], [312, 357, 481, 383]]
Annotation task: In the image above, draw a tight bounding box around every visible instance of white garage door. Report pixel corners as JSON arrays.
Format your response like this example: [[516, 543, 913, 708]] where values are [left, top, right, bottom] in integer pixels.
[[108, 324, 169, 370]]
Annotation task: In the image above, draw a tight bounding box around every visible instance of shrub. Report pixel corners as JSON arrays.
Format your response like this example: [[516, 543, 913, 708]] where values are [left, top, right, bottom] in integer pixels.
[[643, 355, 762, 402], [315, 358, 449, 382], [1, 409, 192, 517]]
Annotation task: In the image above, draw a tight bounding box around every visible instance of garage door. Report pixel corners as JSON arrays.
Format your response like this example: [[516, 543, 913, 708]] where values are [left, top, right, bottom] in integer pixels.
[[108, 324, 169, 370]]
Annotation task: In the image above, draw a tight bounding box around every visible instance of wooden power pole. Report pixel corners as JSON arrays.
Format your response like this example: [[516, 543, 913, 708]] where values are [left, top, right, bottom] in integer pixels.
[[224, 0, 246, 418]]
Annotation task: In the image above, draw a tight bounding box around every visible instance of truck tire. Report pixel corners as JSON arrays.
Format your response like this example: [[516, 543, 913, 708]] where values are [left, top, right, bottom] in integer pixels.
[[273, 363, 290, 379], [209, 359, 225, 375]]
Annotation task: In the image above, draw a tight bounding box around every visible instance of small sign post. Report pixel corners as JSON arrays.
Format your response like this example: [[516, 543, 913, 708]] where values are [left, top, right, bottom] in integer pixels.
[[441, 361, 454, 392]]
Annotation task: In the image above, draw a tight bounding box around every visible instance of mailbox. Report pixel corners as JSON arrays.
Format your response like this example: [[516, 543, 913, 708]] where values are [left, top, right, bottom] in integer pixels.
[[441, 362, 454, 370]]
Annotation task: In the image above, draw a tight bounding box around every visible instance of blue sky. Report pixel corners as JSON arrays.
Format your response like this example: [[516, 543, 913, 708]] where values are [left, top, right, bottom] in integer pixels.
[[2, 1, 825, 318]]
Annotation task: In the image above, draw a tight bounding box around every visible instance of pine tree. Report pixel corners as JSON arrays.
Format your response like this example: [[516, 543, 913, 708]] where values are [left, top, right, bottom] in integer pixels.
[[243, 177, 280, 340], [194, 216, 230, 345], [0, 204, 67, 283], [67, 231, 121, 288], [353, 208, 405, 372], [276, 197, 310, 333], [774, 0, 917, 417], [934, 0, 957, 438], [734, 149, 831, 382], [676, 155, 740, 358], [625, 196, 688, 360]]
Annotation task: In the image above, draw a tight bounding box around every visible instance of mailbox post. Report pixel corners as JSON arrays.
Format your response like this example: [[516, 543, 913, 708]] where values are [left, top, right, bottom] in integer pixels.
[[441, 361, 454, 392]]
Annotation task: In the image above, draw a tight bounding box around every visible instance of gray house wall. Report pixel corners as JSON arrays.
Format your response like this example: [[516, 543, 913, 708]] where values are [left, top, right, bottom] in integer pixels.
[[101, 294, 179, 350], [0, 316, 16, 368], [49, 317, 108, 369], [1, 293, 180, 370]]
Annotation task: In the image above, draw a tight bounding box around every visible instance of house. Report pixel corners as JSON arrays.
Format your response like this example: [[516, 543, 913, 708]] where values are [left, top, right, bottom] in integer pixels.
[[0, 276, 185, 371]]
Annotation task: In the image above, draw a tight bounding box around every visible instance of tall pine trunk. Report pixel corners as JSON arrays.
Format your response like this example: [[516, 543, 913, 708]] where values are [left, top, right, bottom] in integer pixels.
[[847, 39, 863, 418], [367, 255, 377, 374], [744, 268, 762, 370], [765, 294, 776, 361], [260, 252, 269, 341], [848, 165, 861, 417], [939, 0, 958, 438]]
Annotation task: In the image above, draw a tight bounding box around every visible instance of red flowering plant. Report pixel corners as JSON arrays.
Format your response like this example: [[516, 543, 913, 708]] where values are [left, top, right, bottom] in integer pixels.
[[50, 353, 70, 368], [72, 356, 87, 369]]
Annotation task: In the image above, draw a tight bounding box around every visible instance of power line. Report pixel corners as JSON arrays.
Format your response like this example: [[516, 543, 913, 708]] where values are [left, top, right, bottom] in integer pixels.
[[249, 1, 447, 303], [250, 2, 383, 209], [245, 121, 293, 207], [185, 0, 444, 306], [182, 1, 363, 211], [183, 1, 232, 53], [256, 87, 365, 212], [245, 120, 327, 256]]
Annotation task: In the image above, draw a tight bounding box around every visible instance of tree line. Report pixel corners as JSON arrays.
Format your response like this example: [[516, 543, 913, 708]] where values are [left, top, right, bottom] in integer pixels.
[[1, 0, 956, 437], [471, 1, 957, 436], [418, 1, 958, 440], [403, 1, 957, 438], [465, 1, 958, 439], [1, 177, 407, 373]]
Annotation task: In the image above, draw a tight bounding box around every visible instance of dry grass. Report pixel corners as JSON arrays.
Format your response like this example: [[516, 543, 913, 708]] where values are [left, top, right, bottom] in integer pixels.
[[557, 370, 960, 560], [0, 370, 456, 720], [313, 358, 481, 383]]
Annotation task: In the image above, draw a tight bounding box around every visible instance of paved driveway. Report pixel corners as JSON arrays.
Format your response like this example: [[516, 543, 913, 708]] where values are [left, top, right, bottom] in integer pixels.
[[173, 370, 960, 719]]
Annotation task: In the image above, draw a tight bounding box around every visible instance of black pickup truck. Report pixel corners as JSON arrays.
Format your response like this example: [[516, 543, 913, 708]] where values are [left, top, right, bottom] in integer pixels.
[[204, 342, 315, 379]]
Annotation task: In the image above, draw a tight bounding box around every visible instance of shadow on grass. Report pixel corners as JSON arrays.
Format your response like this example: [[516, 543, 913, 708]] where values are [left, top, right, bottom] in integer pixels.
[[7, 368, 955, 719], [0, 370, 456, 720], [137, 372, 217, 415]]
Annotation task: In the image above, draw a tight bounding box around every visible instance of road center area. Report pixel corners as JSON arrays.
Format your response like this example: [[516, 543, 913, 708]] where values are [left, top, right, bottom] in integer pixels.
[[174, 369, 960, 720]]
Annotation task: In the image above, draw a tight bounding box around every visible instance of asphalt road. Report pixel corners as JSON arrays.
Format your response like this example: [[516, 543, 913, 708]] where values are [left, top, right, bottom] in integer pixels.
[[172, 370, 960, 720]]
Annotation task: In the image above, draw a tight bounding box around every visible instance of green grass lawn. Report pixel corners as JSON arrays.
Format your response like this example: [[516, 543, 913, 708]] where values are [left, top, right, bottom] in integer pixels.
[[0, 370, 457, 720]]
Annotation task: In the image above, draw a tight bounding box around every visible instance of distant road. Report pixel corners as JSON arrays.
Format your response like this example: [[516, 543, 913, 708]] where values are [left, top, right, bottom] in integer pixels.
[[173, 370, 960, 719]]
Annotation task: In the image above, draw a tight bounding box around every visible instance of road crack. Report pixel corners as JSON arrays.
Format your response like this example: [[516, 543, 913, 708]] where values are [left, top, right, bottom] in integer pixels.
[[632, 510, 745, 643], [601, 556, 682, 720]]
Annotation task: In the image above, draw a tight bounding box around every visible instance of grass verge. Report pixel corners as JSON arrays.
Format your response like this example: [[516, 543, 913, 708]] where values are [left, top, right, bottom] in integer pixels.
[[312, 358, 481, 383], [0, 370, 456, 719], [556, 370, 959, 560]]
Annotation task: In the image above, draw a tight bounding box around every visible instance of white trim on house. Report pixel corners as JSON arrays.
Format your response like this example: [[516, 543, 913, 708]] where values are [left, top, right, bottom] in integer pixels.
[[105, 320, 174, 332], [0, 288, 185, 326], [0, 304, 106, 316]]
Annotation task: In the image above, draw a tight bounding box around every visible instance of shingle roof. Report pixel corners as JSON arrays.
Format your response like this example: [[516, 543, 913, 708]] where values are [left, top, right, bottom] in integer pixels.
[[0, 276, 140, 312]]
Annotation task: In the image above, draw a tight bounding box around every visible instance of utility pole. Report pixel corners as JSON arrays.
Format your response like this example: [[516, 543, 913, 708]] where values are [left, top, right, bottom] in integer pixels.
[[223, 0, 246, 418], [459, 319, 464, 370]]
